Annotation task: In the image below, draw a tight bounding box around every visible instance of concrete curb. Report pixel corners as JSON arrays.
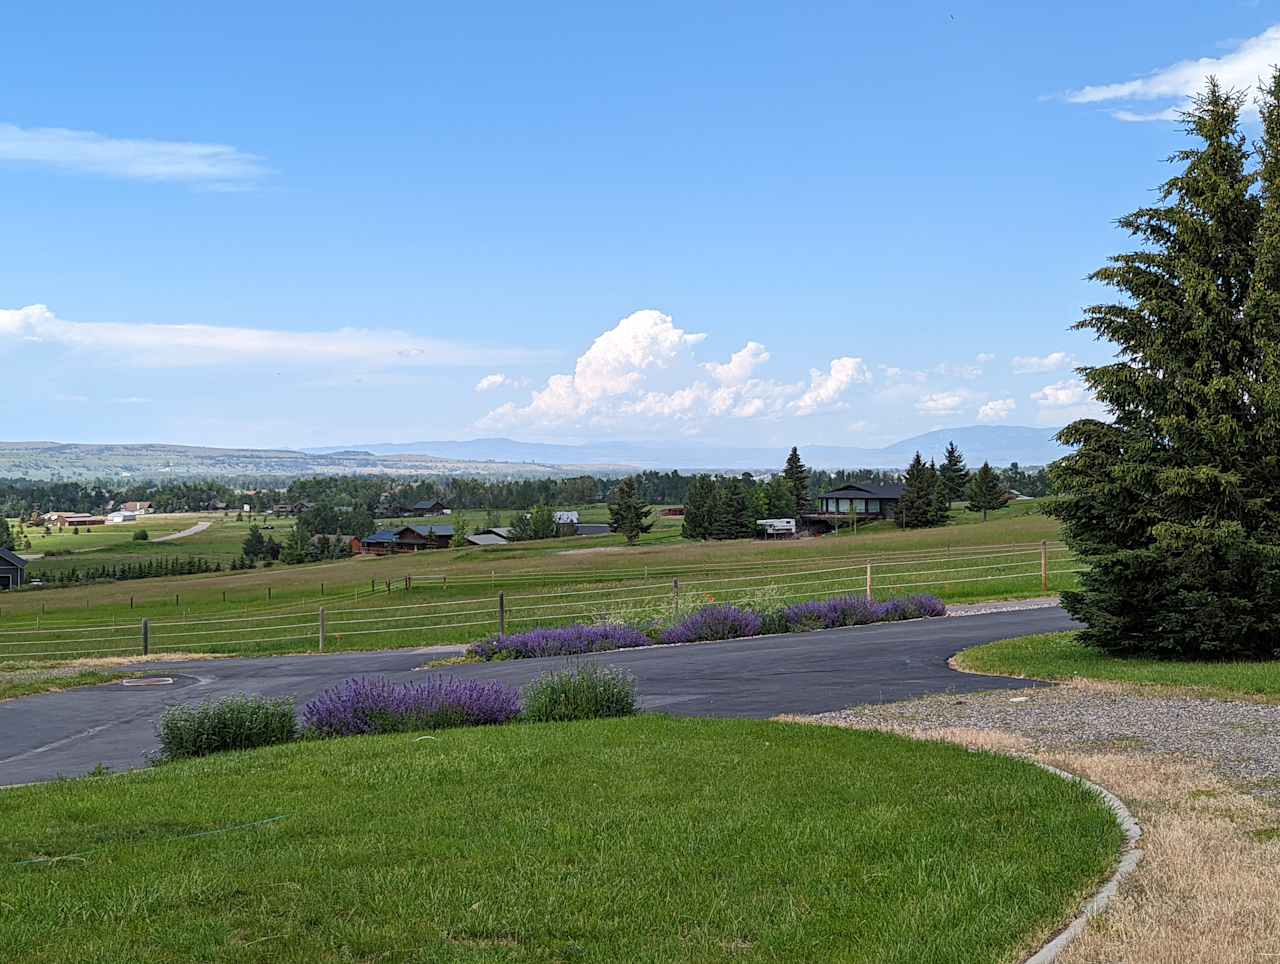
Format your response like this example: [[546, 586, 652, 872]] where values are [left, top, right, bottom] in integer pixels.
[[1022, 763, 1143, 964]]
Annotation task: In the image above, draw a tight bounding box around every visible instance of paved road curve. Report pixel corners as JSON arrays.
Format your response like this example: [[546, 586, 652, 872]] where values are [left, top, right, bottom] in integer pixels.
[[0, 607, 1077, 786]]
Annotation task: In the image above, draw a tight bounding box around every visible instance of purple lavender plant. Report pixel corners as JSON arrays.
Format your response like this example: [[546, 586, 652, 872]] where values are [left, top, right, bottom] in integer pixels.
[[301, 675, 521, 737], [467, 623, 653, 661], [781, 593, 945, 631], [660, 604, 764, 645]]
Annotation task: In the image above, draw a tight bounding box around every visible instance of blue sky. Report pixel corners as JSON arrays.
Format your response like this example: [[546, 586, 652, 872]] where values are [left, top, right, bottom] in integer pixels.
[[2, 2, 1275, 449]]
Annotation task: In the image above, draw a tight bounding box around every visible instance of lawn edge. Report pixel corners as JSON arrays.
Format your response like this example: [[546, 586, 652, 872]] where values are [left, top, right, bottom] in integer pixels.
[[1021, 762, 1143, 964]]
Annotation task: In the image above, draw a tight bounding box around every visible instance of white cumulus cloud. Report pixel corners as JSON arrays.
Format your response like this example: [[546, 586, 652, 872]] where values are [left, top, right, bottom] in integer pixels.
[[1031, 378, 1090, 407], [789, 357, 871, 415], [702, 341, 770, 385], [479, 309, 706, 427], [0, 304, 538, 369], [916, 390, 970, 416], [1065, 25, 1280, 121], [0, 122, 270, 185], [1012, 351, 1076, 374], [977, 398, 1016, 423]]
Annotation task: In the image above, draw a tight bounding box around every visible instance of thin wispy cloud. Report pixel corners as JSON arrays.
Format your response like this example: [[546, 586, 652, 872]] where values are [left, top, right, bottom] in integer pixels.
[[1065, 24, 1280, 121], [0, 304, 542, 370], [1012, 351, 1075, 374], [0, 122, 270, 185]]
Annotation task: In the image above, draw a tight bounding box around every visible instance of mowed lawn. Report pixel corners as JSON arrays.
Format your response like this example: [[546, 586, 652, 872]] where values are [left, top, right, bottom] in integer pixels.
[[0, 717, 1122, 964], [957, 632, 1280, 701]]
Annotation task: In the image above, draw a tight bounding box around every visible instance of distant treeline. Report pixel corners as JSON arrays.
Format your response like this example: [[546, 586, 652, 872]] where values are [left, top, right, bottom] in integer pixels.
[[29, 556, 223, 586], [0, 461, 1051, 519]]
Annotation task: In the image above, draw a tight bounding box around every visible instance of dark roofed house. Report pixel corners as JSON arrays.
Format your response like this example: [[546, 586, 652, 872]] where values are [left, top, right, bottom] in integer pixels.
[[357, 525, 454, 554], [0, 548, 27, 590], [398, 499, 450, 517], [812, 482, 906, 522]]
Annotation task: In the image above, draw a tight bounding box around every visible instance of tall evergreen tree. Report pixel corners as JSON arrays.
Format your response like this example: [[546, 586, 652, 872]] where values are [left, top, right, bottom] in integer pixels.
[[242, 524, 267, 562], [966, 462, 1007, 522], [1051, 77, 1280, 659], [928, 461, 951, 527], [938, 441, 970, 503], [895, 453, 934, 529], [782, 447, 811, 515], [0, 516, 13, 551], [608, 476, 654, 545], [764, 474, 797, 518], [681, 477, 712, 540]]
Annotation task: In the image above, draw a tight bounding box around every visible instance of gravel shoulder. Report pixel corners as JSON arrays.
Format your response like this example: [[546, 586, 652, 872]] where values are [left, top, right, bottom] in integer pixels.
[[809, 681, 1280, 800]]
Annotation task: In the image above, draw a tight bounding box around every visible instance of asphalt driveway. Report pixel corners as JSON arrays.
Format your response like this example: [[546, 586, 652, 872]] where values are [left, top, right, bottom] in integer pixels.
[[0, 606, 1076, 786]]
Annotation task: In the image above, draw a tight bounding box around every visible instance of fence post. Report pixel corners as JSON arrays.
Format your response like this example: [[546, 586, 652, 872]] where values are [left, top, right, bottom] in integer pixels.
[[1040, 540, 1049, 592], [498, 591, 506, 639], [865, 562, 873, 601], [318, 608, 326, 652], [142, 618, 150, 656], [673, 578, 680, 618]]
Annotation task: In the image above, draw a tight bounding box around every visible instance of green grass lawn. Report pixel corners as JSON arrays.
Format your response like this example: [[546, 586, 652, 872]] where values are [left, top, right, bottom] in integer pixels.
[[0, 716, 1121, 963], [0, 670, 136, 702], [956, 632, 1280, 701]]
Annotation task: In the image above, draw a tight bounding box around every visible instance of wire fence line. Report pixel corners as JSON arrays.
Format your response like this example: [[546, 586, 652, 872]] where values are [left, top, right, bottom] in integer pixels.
[[0, 539, 1069, 629], [0, 543, 1080, 662]]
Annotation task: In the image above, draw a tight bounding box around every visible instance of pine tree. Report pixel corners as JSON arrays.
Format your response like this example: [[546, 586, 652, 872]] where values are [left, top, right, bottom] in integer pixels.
[[1051, 77, 1280, 659], [449, 516, 470, 549], [764, 474, 797, 518], [242, 524, 267, 562], [782, 448, 811, 515], [928, 461, 951, 527], [681, 477, 712, 540], [608, 476, 654, 545], [895, 453, 934, 528], [708, 485, 737, 540], [939, 441, 969, 503], [0, 516, 12, 551], [966, 462, 1008, 522]]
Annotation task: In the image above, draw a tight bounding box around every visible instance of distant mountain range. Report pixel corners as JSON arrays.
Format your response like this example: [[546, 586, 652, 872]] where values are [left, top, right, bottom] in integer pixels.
[[306, 426, 1069, 471], [0, 426, 1067, 481]]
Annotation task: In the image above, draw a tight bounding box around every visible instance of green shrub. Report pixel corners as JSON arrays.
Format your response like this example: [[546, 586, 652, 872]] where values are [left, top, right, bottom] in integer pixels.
[[132, 529, 149, 541], [522, 663, 637, 723], [157, 695, 297, 761]]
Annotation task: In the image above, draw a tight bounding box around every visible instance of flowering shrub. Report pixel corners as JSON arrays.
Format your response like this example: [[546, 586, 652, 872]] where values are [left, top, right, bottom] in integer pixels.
[[301, 675, 520, 737], [467, 624, 652, 661], [157, 694, 296, 761], [522, 664, 637, 722], [661, 605, 764, 645], [781, 594, 946, 632]]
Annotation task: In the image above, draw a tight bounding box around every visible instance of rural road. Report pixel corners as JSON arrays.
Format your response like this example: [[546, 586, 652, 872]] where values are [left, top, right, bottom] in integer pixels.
[[0, 607, 1077, 786], [152, 521, 211, 542]]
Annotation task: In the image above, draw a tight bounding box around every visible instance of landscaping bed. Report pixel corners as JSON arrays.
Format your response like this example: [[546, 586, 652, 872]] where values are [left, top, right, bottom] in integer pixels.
[[0, 716, 1122, 963], [467, 594, 946, 661]]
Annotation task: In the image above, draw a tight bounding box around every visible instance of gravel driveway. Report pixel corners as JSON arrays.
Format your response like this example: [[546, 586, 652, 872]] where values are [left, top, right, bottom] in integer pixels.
[[811, 682, 1280, 800]]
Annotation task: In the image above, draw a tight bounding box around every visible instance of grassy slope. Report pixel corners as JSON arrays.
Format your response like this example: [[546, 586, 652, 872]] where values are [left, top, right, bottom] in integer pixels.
[[19, 514, 298, 577], [0, 717, 1121, 963], [956, 632, 1280, 701], [0, 501, 1070, 662], [5, 501, 1060, 617]]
